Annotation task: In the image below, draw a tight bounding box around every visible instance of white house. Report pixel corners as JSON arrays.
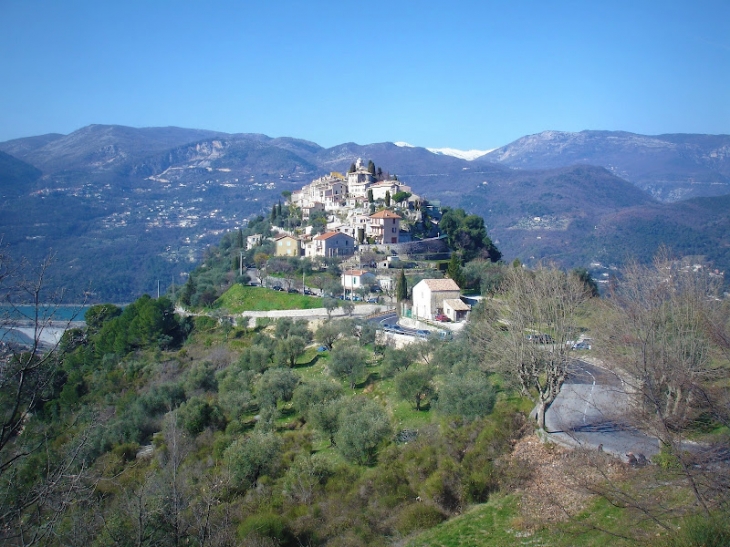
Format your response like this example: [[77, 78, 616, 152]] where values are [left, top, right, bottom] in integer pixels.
[[443, 298, 471, 322], [246, 234, 262, 250], [305, 231, 356, 258], [341, 269, 376, 293], [411, 278, 463, 321]]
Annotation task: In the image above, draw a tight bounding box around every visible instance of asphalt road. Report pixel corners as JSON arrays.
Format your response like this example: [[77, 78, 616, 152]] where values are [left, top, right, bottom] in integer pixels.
[[545, 360, 660, 461], [371, 312, 432, 339]]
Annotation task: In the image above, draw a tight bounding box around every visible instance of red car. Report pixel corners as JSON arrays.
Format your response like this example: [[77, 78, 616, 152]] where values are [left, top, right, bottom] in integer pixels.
[[435, 313, 450, 322]]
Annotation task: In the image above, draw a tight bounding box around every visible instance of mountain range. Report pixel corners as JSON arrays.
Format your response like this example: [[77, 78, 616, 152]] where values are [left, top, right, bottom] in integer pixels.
[[1, 124, 728, 301]]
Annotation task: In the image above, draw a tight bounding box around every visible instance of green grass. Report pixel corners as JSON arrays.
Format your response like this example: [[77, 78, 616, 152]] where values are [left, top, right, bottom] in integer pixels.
[[407, 494, 634, 547], [213, 284, 324, 312]]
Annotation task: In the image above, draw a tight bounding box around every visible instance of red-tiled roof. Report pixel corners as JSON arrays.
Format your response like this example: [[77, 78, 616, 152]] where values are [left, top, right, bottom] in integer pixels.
[[343, 269, 371, 276], [313, 231, 353, 241], [369, 210, 402, 219]]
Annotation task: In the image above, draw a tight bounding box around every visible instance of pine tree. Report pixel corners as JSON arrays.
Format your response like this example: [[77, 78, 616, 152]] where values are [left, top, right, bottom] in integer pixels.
[[367, 189, 374, 203], [348, 162, 356, 173], [396, 269, 408, 302], [385, 191, 391, 207], [367, 160, 375, 175], [237, 229, 244, 248]]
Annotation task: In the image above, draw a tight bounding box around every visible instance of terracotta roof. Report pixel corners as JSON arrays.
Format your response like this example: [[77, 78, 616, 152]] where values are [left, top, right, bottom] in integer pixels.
[[274, 234, 298, 241], [443, 298, 471, 311], [369, 210, 402, 220], [313, 231, 353, 241], [343, 269, 372, 276], [420, 278, 461, 292]]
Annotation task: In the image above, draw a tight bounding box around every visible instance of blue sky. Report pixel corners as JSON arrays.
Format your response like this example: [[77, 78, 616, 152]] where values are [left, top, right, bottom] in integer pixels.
[[1, 1, 728, 150]]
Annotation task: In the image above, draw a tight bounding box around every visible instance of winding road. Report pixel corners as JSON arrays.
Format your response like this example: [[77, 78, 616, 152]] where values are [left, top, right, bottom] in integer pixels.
[[544, 360, 660, 461]]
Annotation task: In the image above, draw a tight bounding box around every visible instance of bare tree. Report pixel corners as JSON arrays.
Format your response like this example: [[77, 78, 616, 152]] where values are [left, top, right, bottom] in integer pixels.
[[472, 264, 590, 429], [597, 254, 730, 517], [0, 246, 89, 546]]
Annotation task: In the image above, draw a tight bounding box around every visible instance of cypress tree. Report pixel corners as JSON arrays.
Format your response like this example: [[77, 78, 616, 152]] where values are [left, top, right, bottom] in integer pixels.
[[446, 253, 464, 287], [396, 269, 408, 302]]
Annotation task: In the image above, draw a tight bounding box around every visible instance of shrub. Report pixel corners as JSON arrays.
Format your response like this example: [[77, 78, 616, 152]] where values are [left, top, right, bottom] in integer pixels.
[[184, 361, 217, 394], [395, 503, 446, 535], [177, 396, 224, 435], [224, 432, 282, 489], [238, 513, 292, 545]]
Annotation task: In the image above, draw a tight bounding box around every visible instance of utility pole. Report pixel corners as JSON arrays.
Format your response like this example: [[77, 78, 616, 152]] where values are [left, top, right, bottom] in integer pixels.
[[157, 280, 160, 299]]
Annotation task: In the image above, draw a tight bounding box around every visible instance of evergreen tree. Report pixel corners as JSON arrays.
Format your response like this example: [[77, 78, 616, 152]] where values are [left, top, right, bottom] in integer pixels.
[[348, 162, 356, 173], [377, 167, 383, 179], [385, 191, 391, 207], [277, 200, 282, 217], [367, 160, 375, 175], [271, 204, 277, 222], [367, 189, 374, 203], [446, 253, 465, 287], [396, 269, 408, 302], [571, 267, 599, 297], [237, 229, 244, 248]]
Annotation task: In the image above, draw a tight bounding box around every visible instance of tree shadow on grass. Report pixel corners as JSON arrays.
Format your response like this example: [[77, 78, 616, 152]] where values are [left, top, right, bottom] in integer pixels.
[[355, 371, 381, 391], [294, 354, 320, 369]]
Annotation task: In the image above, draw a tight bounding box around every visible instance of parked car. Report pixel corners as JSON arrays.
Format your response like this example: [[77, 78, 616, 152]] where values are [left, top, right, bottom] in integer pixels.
[[572, 339, 592, 350], [303, 289, 314, 295], [527, 334, 553, 344], [272, 285, 283, 291], [366, 297, 378, 303], [287, 288, 299, 294], [416, 329, 431, 339], [435, 313, 450, 322]]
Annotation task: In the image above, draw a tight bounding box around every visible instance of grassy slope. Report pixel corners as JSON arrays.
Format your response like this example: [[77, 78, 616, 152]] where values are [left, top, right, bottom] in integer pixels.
[[407, 495, 633, 547], [214, 284, 324, 312]]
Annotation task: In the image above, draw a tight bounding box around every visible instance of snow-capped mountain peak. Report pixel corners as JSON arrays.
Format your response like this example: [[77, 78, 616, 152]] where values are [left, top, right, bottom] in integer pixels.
[[393, 141, 492, 161]]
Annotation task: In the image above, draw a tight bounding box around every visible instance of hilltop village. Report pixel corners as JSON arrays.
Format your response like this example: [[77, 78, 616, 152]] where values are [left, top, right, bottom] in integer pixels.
[[231, 158, 489, 324], [273, 158, 421, 257]]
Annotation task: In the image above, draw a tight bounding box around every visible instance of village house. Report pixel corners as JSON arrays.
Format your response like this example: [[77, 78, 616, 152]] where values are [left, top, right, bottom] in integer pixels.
[[369, 180, 412, 201], [274, 234, 301, 257], [369, 209, 402, 244], [346, 158, 376, 198], [412, 278, 469, 321], [305, 231, 356, 258], [341, 269, 376, 293], [246, 234, 262, 250]]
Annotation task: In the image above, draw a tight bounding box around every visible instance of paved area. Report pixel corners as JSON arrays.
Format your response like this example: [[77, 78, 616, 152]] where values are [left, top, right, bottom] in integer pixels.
[[543, 360, 660, 462]]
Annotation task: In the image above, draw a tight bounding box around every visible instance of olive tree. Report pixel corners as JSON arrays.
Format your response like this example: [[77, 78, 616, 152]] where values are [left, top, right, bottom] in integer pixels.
[[328, 341, 369, 389], [335, 398, 391, 465], [395, 368, 434, 411]]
